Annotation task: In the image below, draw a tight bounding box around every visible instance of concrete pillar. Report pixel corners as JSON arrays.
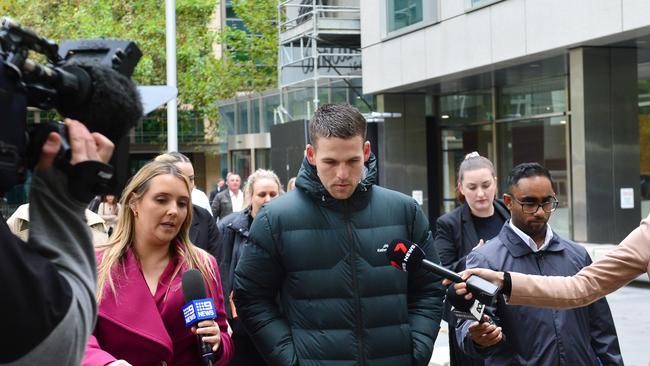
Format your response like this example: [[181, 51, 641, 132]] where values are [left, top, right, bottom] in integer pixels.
[[570, 47, 639, 243]]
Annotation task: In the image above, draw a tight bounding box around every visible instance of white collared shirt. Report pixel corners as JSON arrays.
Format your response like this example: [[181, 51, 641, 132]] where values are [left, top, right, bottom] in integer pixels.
[[192, 188, 213, 216], [230, 189, 244, 213], [508, 219, 554, 252]]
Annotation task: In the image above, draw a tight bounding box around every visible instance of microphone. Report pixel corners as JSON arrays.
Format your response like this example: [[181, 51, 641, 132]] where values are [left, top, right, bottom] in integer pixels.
[[385, 239, 500, 306], [55, 64, 142, 143], [182, 269, 216, 366], [446, 285, 496, 324]]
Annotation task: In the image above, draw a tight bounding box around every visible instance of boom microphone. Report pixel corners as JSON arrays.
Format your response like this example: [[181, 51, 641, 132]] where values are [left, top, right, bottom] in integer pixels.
[[182, 269, 216, 366], [385, 239, 500, 306]]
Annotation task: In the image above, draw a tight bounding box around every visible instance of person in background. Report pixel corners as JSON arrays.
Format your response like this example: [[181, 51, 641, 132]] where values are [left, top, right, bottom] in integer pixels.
[[212, 173, 243, 221], [210, 178, 226, 203], [215, 169, 282, 365], [7, 203, 109, 246], [233, 104, 444, 365], [456, 162, 622, 366], [155, 152, 220, 257], [286, 176, 296, 191], [83, 160, 233, 366], [433, 152, 508, 366], [97, 194, 120, 237]]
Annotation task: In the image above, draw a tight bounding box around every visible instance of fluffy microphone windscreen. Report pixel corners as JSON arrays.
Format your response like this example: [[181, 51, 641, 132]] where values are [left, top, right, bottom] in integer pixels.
[[182, 269, 207, 303], [57, 65, 142, 143]]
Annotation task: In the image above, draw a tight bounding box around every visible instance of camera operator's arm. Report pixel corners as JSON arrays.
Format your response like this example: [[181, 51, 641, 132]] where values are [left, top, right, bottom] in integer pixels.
[[0, 119, 113, 364]]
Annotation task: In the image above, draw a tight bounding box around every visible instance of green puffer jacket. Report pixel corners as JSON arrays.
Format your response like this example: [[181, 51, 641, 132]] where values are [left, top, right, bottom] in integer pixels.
[[233, 154, 444, 366]]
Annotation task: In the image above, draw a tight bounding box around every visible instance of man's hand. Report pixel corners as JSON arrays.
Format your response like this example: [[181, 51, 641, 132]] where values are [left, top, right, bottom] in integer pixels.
[[442, 268, 505, 301], [467, 316, 503, 348], [36, 118, 114, 171]]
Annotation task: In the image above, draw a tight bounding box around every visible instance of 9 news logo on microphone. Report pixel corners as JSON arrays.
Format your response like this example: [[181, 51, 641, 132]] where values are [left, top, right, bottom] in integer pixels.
[[182, 298, 216, 327]]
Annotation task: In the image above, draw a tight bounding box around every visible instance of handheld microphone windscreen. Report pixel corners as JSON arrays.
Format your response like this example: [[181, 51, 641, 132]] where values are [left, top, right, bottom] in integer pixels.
[[57, 65, 142, 143], [182, 269, 207, 303], [386, 239, 425, 272]]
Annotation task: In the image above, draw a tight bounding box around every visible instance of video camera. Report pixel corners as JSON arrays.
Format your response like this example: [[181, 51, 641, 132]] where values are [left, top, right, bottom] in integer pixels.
[[0, 17, 143, 200]]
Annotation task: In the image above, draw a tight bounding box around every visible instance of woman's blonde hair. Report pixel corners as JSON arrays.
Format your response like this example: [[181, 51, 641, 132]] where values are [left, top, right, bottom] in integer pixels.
[[243, 169, 283, 210], [95, 160, 216, 303]]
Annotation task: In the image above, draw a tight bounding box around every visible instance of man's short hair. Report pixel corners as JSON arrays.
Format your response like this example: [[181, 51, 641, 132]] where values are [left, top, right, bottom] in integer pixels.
[[308, 103, 367, 146], [506, 162, 554, 194]]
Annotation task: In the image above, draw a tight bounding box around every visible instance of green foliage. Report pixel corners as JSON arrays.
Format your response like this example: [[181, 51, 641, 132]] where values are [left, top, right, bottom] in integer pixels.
[[1, 0, 278, 141]]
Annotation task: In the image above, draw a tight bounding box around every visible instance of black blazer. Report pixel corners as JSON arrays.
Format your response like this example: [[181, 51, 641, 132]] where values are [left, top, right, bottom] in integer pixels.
[[189, 204, 219, 258], [434, 200, 510, 273]]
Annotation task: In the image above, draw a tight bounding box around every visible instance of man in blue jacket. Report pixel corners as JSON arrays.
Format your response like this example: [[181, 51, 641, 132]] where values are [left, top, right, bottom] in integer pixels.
[[457, 162, 623, 365], [233, 103, 445, 365]]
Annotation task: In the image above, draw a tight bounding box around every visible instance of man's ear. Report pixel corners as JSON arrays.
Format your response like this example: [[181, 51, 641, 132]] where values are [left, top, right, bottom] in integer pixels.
[[306, 144, 316, 165], [363, 141, 371, 162], [503, 193, 512, 210]]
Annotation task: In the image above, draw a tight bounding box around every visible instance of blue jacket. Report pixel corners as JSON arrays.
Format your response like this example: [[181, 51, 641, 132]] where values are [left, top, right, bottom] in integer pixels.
[[457, 224, 623, 366]]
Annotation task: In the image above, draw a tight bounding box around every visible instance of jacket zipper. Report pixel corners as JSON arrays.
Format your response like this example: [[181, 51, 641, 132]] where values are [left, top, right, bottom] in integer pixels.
[[347, 214, 366, 365]]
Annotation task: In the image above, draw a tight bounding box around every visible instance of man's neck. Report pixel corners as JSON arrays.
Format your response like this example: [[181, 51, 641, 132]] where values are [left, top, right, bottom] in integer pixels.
[[230, 189, 239, 196]]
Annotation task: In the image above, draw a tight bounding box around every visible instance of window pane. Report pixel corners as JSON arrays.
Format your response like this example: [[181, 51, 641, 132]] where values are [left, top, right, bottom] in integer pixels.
[[496, 116, 569, 237], [263, 94, 280, 132], [498, 76, 567, 118], [439, 91, 493, 125], [255, 148, 271, 170], [231, 150, 251, 182], [388, 0, 423, 32], [219, 104, 236, 137], [251, 99, 261, 134], [237, 101, 249, 134]]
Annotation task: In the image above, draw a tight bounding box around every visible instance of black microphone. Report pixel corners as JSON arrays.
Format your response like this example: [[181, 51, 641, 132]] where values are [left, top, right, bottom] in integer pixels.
[[446, 285, 497, 324], [182, 269, 216, 366], [385, 239, 500, 306]]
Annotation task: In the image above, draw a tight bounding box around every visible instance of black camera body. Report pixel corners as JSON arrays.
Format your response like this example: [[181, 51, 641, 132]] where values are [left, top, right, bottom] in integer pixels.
[[0, 17, 143, 198]]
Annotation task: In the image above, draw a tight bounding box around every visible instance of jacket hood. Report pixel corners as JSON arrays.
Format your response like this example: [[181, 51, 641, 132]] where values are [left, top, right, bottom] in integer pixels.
[[295, 153, 377, 212]]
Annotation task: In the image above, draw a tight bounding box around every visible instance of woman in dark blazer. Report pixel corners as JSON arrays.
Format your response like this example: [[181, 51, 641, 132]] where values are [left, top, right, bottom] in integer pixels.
[[215, 169, 282, 365], [434, 152, 509, 366]]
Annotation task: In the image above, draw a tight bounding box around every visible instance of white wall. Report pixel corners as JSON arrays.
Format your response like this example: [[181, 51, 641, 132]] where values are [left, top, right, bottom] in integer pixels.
[[361, 0, 650, 94]]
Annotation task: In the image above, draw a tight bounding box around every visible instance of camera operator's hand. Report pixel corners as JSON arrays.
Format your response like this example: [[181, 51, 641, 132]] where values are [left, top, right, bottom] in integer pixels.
[[36, 118, 114, 171]]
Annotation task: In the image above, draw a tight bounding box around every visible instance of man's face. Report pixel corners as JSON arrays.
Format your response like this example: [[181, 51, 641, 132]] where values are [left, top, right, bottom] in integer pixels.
[[228, 174, 241, 192], [504, 175, 556, 239], [306, 135, 370, 200]]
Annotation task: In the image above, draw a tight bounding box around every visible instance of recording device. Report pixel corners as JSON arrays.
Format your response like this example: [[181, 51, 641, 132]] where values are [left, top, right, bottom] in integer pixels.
[[0, 17, 143, 200], [446, 285, 499, 325], [384, 239, 500, 306], [182, 269, 216, 366]]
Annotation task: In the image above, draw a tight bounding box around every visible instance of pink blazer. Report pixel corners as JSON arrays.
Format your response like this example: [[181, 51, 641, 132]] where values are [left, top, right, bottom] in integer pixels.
[[83, 248, 233, 366], [509, 215, 650, 309]]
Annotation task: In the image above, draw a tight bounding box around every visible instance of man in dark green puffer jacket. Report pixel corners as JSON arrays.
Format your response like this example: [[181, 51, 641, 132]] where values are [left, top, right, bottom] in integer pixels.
[[233, 104, 445, 366]]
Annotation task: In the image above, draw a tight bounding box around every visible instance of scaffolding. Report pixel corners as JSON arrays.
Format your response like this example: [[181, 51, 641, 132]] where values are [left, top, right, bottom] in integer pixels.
[[277, 0, 361, 118]]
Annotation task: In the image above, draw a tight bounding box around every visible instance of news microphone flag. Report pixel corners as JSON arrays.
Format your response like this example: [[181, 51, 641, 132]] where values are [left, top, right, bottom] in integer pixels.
[[182, 298, 216, 327]]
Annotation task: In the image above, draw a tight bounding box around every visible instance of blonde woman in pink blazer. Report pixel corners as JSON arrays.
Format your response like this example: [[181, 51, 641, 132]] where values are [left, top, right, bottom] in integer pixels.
[[446, 215, 650, 309]]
